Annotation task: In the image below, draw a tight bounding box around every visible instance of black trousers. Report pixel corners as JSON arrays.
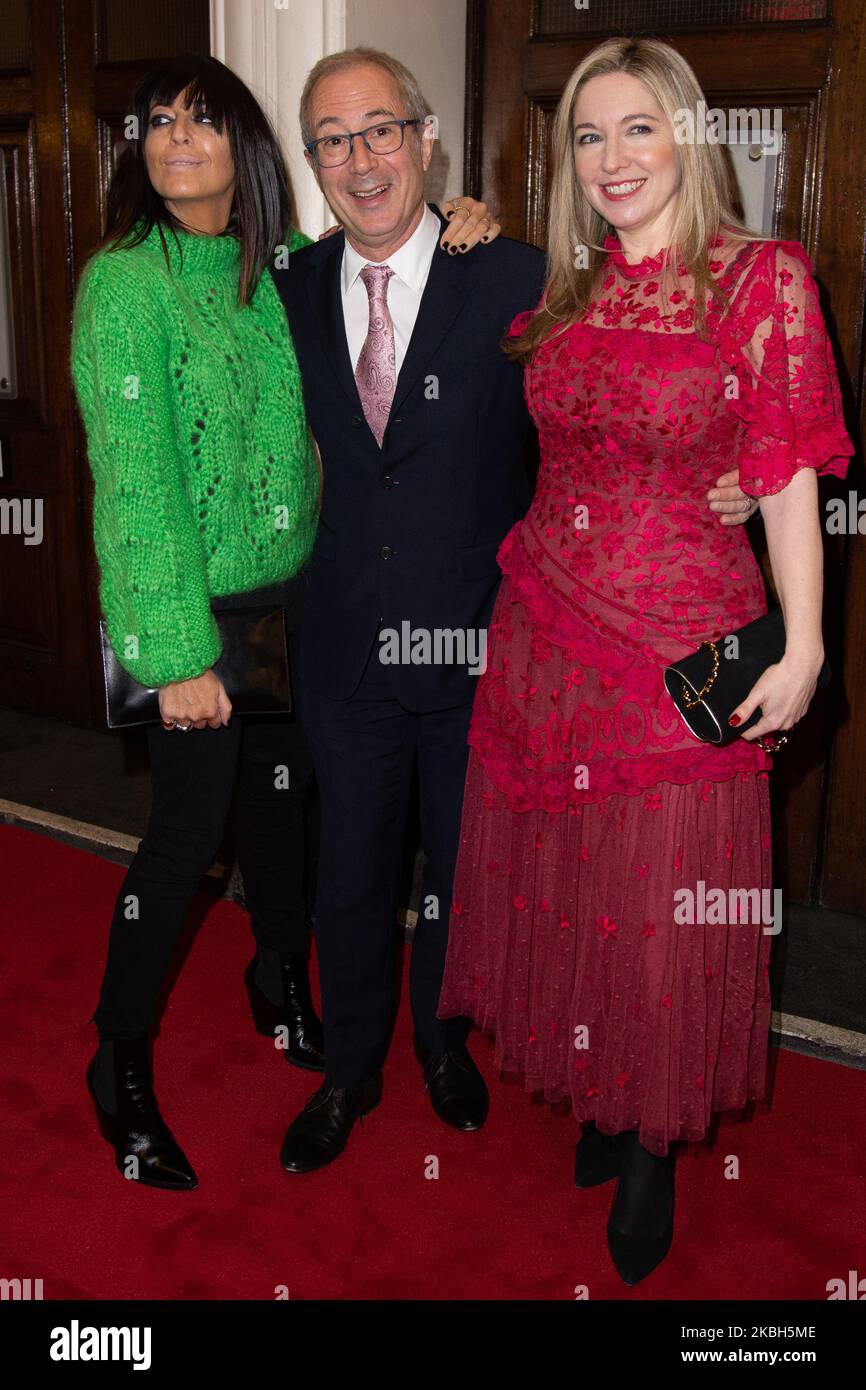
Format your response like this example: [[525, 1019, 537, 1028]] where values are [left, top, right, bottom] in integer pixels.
[[92, 580, 315, 1041], [302, 630, 473, 1088]]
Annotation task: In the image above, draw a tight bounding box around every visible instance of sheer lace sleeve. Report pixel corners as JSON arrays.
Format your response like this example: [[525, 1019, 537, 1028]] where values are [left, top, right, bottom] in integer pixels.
[[717, 240, 854, 496]]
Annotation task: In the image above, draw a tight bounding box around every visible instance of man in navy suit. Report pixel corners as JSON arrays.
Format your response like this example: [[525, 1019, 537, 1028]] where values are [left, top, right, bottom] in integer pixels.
[[271, 47, 543, 1170], [272, 46, 755, 1172]]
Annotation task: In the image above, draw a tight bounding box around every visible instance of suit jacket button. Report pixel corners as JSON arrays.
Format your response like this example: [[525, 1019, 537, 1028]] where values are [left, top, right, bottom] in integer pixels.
[[382, 474, 396, 489], [351, 415, 363, 427], [380, 545, 395, 560]]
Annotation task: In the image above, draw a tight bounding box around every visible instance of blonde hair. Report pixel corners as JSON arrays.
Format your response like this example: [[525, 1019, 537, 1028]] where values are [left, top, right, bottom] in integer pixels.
[[299, 46, 429, 149], [507, 36, 769, 361]]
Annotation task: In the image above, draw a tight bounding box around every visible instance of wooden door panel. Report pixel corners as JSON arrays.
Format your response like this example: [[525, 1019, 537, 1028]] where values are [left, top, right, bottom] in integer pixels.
[[0, 129, 46, 426], [535, 0, 829, 31], [0, 1, 93, 720], [524, 29, 832, 97]]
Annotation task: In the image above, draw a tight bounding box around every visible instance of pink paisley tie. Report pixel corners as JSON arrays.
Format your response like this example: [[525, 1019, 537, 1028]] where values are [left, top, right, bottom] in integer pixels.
[[355, 264, 396, 447]]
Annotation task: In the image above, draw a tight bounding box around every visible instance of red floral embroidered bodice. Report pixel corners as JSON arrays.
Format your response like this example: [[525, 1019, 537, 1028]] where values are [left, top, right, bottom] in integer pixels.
[[469, 232, 853, 810]]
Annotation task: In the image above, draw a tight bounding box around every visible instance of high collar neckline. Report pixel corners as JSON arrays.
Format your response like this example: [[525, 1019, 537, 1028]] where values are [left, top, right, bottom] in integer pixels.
[[603, 232, 670, 279], [141, 219, 240, 274], [603, 231, 729, 279]]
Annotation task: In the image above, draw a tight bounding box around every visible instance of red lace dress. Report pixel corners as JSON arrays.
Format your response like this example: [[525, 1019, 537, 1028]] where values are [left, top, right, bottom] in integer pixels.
[[437, 232, 853, 1154]]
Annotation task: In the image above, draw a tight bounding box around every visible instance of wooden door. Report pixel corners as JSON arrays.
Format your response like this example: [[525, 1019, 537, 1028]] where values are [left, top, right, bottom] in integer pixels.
[[0, 0, 90, 720], [0, 0, 210, 724], [464, 0, 866, 913]]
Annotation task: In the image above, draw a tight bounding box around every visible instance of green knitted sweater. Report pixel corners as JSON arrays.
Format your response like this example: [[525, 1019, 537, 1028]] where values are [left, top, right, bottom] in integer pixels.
[[71, 221, 318, 687]]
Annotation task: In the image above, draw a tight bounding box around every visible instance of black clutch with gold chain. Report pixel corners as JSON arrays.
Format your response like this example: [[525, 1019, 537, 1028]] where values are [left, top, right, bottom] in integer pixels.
[[663, 608, 830, 752]]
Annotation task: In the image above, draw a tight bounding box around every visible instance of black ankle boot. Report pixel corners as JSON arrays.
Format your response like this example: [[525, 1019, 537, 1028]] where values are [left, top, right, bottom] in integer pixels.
[[244, 950, 325, 1072], [606, 1130, 675, 1285], [86, 1035, 198, 1191], [574, 1120, 625, 1188]]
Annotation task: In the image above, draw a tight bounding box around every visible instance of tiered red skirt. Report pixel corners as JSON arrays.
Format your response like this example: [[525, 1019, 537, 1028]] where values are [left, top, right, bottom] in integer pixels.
[[438, 556, 774, 1156]]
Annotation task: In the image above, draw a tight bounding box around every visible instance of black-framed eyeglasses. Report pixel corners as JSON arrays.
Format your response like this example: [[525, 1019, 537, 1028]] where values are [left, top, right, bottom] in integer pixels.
[[305, 119, 422, 168]]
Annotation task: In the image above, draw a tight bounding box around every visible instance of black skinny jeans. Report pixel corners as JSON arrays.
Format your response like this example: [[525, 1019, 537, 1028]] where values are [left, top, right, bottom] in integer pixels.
[[92, 579, 315, 1041]]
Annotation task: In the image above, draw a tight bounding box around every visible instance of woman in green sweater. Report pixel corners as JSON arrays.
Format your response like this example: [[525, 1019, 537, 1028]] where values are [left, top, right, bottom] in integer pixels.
[[71, 52, 495, 1191]]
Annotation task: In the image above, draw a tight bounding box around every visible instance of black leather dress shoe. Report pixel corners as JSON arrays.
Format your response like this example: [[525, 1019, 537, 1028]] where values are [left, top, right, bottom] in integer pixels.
[[279, 1072, 383, 1174], [87, 1035, 198, 1191], [244, 952, 325, 1072], [607, 1131, 676, 1285], [414, 1040, 489, 1131], [574, 1121, 626, 1188]]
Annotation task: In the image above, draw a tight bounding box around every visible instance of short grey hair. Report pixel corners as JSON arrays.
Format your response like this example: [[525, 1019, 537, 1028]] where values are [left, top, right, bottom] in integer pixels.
[[299, 46, 429, 148]]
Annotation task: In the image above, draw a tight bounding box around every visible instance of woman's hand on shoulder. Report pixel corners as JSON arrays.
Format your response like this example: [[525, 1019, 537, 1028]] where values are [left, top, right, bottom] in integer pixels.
[[158, 669, 232, 731], [317, 197, 501, 253], [439, 198, 500, 253]]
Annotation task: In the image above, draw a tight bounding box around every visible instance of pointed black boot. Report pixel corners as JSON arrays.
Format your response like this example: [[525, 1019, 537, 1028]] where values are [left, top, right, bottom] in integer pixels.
[[86, 1035, 198, 1191], [244, 950, 325, 1072], [573, 1120, 626, 1188], [606, 1130, 675, 1285]]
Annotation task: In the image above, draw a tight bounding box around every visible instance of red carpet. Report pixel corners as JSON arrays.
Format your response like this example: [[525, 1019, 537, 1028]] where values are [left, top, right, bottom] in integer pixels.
[[1, 822, 864, 1300]]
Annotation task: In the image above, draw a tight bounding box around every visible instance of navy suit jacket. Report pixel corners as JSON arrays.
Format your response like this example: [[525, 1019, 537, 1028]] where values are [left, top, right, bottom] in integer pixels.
[[271, 206, 546, 711]]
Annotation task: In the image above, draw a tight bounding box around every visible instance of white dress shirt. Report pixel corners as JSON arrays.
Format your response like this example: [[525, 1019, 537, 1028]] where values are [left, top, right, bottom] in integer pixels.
[[341, 203, 441, 375]]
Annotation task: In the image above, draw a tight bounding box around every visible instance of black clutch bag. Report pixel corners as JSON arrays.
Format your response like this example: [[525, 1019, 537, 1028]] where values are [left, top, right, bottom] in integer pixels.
[[99, 606, 291, 728], [663, 607, 830, 747]]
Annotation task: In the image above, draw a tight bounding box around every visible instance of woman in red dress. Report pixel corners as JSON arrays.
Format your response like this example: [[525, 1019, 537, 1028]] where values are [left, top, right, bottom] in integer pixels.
[[438, 37, 854, 1285]]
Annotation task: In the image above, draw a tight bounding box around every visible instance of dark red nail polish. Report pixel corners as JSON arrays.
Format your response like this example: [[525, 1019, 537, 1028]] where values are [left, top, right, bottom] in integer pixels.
[[728, 713, 741, 727]]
